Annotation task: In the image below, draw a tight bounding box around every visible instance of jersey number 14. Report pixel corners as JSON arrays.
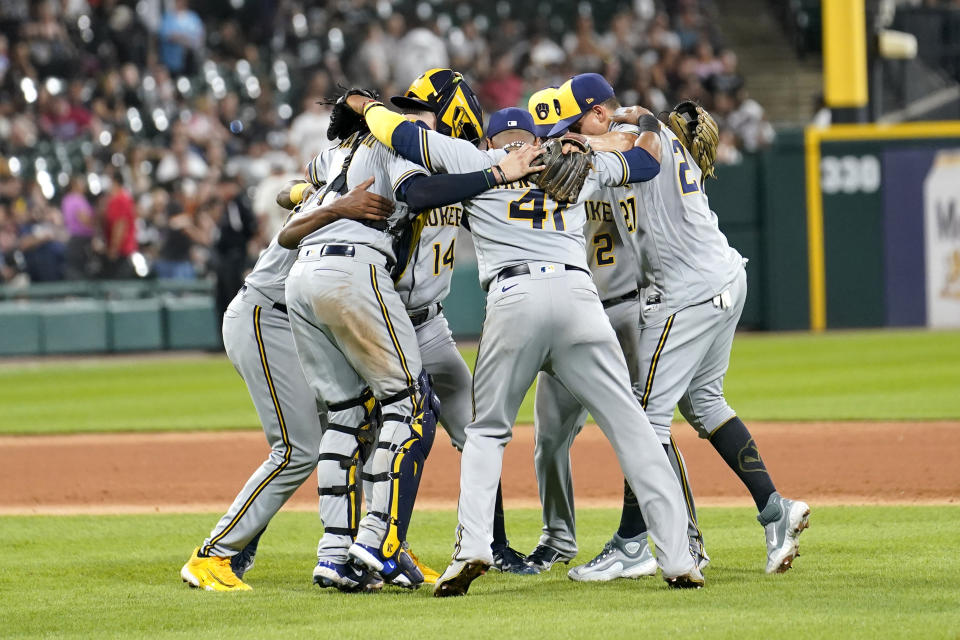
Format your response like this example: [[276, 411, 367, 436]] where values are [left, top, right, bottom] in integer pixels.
[[432, 239, 455, 275]]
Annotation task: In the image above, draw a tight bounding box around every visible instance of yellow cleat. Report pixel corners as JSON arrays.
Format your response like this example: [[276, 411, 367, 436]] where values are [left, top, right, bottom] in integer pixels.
[[180, 547, 252, 592], [404, 543, 440, 585]]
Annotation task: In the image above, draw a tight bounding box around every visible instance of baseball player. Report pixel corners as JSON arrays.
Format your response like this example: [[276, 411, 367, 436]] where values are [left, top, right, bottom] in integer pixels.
[[282, 94, 546, 590], [523, 76, 669, 573], [347, 77, 705, 596], [284, 74, 536, 578], [179, 180, 395, 592], [542, 74, 810, 578], [387, 73, 536, 574]]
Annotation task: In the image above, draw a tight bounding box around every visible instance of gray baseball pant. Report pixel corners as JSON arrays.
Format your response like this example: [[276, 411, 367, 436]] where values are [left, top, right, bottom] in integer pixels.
[[201, 287, 323, 558], [452, 264, 694, 577], [286, 246, 425, 561]]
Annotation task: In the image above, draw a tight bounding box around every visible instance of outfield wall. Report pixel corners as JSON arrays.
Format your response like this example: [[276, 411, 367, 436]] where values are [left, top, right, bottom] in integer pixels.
[[4, 123, 960, 356]]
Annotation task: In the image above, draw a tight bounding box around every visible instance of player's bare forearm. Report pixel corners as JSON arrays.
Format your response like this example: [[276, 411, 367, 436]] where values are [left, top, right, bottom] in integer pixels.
[[277, 177, 393, 249], [580, 131, 637, 153], [635, 131, 661, 163], [609, 105, 662, 163]]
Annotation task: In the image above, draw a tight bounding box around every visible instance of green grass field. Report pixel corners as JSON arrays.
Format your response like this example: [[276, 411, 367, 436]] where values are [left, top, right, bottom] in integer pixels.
[[2, 506, 958, 639], [2, 328, 959, 434]]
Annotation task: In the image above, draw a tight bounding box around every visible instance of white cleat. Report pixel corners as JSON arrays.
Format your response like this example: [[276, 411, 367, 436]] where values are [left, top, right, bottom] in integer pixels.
[[568, 534, 658, 582], [758, 493, 811, 574]]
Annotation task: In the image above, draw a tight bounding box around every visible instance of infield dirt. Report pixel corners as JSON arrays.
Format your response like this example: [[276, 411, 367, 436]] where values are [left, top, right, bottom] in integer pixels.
[[1, 421, 957, 514]]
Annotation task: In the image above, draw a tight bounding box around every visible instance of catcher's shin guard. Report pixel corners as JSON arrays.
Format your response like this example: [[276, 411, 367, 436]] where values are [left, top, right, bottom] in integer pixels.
[[317, 389, 379, 544], [364, 371, 439, 558]]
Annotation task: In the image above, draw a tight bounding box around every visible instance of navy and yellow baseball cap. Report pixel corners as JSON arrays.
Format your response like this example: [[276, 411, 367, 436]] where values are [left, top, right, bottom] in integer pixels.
[[486, 107, 536, 138], [527, 86, 562, 138], [547, 73, 616, 137]]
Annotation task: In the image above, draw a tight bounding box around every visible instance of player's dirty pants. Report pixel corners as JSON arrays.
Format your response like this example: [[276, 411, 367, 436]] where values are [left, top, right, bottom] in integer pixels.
[[416, 312, 472, 450], [286, 246, 433, 562], [453, 264, 694, 577], [201, 288, 323, 558], [640, 266, 747, 444], [534, 296, 704, 555]]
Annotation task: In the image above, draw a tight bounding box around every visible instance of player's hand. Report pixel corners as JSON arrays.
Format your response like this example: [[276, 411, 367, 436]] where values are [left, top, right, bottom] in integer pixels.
[[496, 144, 546, 183], [277, 179, 314, 210], [335, 177, 394, 221], [560, 132, 589, 154], [345, 93, 377, 114], [610, 106, 654, 124]]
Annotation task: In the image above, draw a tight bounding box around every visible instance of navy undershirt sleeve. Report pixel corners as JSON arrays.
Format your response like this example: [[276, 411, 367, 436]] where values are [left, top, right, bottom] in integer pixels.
[[399, 169, 497, 212], [622, 147, 661, 183]]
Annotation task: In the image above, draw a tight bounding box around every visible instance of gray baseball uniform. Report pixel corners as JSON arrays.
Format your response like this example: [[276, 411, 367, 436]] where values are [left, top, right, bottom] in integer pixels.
[[384, 125, 694, 576], [395, 204, 473, 450], [532, 121, 747, 561], [200, 234, 322, 559], [286, 131, 433, 562], [616, 123, 745, 442], [531, 185, 643, 558]]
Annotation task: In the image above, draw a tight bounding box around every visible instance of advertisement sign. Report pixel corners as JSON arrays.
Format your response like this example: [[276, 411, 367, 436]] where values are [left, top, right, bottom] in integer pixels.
[[923, 151, 960, 327]]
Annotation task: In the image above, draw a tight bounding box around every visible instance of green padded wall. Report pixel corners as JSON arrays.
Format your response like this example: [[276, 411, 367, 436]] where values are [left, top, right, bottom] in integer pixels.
[[108, 299, 164, 352], [41, 300, 109, 354], [164, 296, 220, 350], [0, 303, 42, 356]]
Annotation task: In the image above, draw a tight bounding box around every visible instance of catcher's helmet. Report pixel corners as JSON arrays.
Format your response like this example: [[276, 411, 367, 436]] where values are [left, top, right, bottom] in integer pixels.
[[391, 68, 484, 146]]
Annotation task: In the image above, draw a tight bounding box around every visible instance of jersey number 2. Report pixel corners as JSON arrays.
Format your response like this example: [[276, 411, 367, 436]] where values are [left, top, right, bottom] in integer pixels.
[[593, 233, 615, 266], [432, 239, 455, 275], [672, 139, 699, 195]]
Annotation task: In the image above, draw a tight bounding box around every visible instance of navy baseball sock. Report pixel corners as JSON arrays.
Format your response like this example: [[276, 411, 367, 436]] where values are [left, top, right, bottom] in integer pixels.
[[616, 479, 648, 539], [616, 444, 672, 539], [492, 482, 508, 546], [709, 417, 776, 511]]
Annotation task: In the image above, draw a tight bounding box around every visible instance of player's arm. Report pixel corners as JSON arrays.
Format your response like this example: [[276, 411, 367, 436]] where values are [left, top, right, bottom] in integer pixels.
[[277, 177, 394, 249], [610, 106, 662, 163], [399, 145, 543, 212], [277, 148, 333, 209], [347, 96, 501, 173], [276, 180, 315, 210], [578, 131, 638, 153], [591, 146, 660, 187]]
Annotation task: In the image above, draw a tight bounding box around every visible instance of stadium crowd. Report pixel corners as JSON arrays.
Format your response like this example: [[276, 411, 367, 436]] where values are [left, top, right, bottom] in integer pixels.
[[0, 0, 774, 285]]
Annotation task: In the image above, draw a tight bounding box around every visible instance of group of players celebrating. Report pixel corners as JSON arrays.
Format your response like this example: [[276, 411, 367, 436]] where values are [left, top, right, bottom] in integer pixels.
[[179, 67, 810, 597]]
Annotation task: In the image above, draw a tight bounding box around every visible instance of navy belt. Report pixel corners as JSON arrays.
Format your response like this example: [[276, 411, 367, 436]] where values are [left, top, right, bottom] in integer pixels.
[[601, 289, 639, 309], [319, 244, 355, 257], [496, 263, 590, 283], [408, 302, 442, 327]]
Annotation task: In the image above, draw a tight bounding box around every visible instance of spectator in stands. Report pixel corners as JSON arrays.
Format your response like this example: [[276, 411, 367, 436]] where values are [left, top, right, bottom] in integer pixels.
[[212, 176, 256, 320], [158, 0, 204, 76], [154, 191, 209, 280], [15, 184, 66, 283], [392, 19, 449, 90], [61, 176, 97, 280], [563, 14, 608, 74], [38, 94, 92, 141], [102, 170, 137, 279], [253, 159, 297, 241], [21, 0, 74, 78], [478, 51, 524, 112], [156, 130, 209, 185]]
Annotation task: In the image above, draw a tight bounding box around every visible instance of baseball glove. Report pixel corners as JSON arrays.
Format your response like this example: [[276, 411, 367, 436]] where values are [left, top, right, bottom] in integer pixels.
[[667, 101, 719, 180], [531, 136, 594, 203], [324, 87, 379, 141]]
